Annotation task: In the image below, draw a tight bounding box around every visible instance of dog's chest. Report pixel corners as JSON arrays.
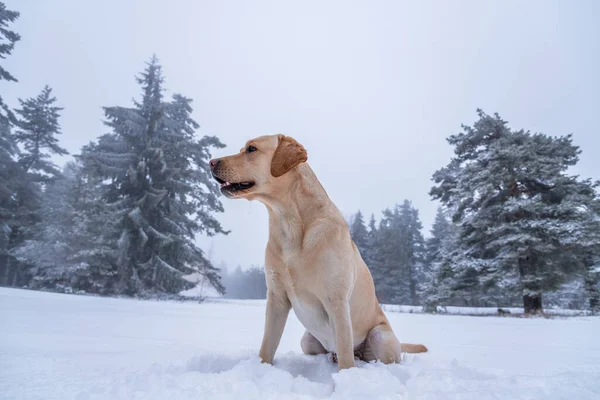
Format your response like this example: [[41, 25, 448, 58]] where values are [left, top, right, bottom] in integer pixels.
[[277, 265, 334, 350]]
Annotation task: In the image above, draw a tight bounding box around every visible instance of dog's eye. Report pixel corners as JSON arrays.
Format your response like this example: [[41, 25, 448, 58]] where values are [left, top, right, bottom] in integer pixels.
[[247, 145, 257, 153]]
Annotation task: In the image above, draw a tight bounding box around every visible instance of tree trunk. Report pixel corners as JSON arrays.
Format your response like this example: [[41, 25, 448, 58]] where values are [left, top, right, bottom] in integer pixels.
[[519, 254, 543, 315], [11, 260, 19, 287], [523, 292, 543, 315], [7, 255, 13, 287], [409, 277, 417, 306]]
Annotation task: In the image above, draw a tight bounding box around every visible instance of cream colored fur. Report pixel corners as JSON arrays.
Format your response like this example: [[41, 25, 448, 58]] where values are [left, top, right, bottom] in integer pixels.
[[211, 134, 427, 370]]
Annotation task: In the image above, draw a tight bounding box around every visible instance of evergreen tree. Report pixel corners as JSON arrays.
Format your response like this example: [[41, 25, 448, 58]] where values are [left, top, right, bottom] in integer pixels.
[[14, 86, 69, 179], [81, 56, 227, 296], [0, 121, 21, 285], [545, 278, 587, 310], [580, 200, 600, 313], [13, 162, 118, 293], [365, 213, 385, 300], [430, 109, 600, 314], [424, 207, 451, 267], [371, 201, 425, 305], [0, 1, 20, 284], [13, 163, 77, 288], [426, 223, 461, 309], [367, 213, 377, 240], [397, 200, 426, 305], [584, 265, 600, 314], [374, 207, 402, 303], [0, 1, 20, 125], [349, 210, 369, 261], [5, 86, 69, 286], [420, 206, 452, 310]]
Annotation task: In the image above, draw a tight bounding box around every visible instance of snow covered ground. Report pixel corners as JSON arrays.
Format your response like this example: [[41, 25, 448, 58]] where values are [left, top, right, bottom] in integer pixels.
[[379, 304, 589, 316], [1, 288, 599, 400]]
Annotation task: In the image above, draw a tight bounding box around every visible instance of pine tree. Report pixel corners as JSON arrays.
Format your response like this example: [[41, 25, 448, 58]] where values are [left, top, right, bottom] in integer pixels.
[[0, 1, 20, 284], [545, 196, 600, 313], [366, 213, 386, 301], [371, 201, 425, 305], [13, 163, 76, 288], [81, 56, 227, 296], [5, 86, 69, 286], [580, 200, 600, 313], [584, 265, 600, 314], [430, 109, 600, 314], [425, 207, 451, 266], [0, 120, 20, 285], [427, 223, 462, 309], [374, 207, 402, 303], [367, 214, 377, 240], [420, 206, 453, 310], [545, 278, 587, 310], [397, 200, 426, 305], [0, 1, 20, 125], [349, 210, 369, 262], [13, 162, 118, 293], [14, 86, 69, 179]]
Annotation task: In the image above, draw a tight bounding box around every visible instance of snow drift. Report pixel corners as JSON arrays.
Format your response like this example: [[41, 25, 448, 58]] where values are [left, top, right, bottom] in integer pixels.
[[1, 288, 599, 399]]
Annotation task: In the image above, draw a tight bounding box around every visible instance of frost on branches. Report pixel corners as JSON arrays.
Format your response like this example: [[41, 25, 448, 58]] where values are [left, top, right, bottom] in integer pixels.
[[429, 110, 600, 314], [79, 56, 227, 296], [349, 201, 426, 305], [8, 86, 69, 286]]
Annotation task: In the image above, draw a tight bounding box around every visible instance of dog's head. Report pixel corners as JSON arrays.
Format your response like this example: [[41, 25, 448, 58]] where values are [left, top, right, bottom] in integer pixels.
[[210, 134, 308, 199]]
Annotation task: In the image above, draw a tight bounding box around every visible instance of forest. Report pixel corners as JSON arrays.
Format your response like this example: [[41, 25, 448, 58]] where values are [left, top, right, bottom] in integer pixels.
[[1, 2, 599, 314]]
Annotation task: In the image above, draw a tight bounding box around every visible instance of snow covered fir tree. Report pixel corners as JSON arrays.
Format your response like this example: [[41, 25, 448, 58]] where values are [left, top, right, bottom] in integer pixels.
[[349, 201, 426, 306], [0, 1, 21, 286], [2, 54, 229, 297], [428, 110, 600, 314], [5, 85, 69, 286], [346, 112, 600, 314], [418, 207, 457, 312], [0, 1, 19, 125], [12, 161, 117, 292], [78, 56, 227, 296]]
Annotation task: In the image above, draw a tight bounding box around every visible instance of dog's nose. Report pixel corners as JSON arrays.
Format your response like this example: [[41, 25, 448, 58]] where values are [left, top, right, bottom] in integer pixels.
[[209, 159, 219, 170]]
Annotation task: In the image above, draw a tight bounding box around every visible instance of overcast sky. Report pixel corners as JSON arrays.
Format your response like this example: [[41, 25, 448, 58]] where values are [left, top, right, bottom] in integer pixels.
[[3, 0, 599, 270]]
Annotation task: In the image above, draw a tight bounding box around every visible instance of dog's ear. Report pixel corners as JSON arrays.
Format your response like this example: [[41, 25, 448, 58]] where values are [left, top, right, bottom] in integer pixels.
[[270, 135, 308, 178]]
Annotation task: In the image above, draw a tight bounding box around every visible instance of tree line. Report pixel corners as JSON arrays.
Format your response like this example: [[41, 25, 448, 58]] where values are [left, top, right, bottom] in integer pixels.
[[2, 3, 599, 312], [0, 3, 227, 297], [221, 266, 268, 300], [349, 111, 600, 314]]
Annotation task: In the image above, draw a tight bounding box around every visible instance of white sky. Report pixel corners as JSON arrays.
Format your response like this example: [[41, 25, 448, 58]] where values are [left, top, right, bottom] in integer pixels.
[[3, 0, 599, 269]]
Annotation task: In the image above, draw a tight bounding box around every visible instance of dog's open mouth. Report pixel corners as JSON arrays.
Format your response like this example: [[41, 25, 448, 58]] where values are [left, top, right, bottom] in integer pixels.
[[214, 176, 255, 193]]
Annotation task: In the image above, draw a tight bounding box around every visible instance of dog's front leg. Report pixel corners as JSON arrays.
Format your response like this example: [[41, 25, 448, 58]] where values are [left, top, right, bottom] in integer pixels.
[[329, 300, 354, 370], [258, 290, 291, 364]]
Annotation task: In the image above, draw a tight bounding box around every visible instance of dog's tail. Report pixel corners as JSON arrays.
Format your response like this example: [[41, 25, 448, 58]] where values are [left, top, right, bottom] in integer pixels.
[[401, 343, 428, 353]]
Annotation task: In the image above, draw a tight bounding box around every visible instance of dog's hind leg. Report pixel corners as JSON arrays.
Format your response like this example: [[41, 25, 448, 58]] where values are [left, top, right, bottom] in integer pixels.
[[361, 323, 402, 364], [300, 330, 327, 355], [361, 323, 427, 364]]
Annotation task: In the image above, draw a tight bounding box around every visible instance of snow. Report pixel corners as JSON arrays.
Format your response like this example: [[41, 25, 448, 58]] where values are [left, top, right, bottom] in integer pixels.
[[380, 304, 589, 316], [180, 274, 223, 298], [1, 288, 599, 399]]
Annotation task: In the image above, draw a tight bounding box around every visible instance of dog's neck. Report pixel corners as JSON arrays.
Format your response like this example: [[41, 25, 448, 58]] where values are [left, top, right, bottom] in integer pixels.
[[258, 163, 334, 250]]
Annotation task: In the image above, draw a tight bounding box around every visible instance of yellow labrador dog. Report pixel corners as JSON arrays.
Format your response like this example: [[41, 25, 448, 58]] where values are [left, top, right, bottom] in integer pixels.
[[210, 134, 427, 370]]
